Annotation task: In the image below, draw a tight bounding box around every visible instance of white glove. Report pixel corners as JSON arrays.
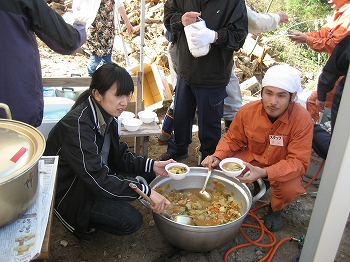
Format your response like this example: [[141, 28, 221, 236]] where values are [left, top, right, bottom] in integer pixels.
[[189, 23, 216, 48], [72, 0, 91, 25]]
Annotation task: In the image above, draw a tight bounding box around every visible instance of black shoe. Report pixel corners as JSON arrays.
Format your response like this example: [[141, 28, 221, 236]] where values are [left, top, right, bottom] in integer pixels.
[[264, 205, 283, 231], [159, 151, 189, 161], [81, 227, 99, 240]]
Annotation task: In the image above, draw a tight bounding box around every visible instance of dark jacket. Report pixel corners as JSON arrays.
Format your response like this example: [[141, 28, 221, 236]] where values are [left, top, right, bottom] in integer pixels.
[[164, 0, 248, 88], [44, 97, 154, 239], [0, 0, 86, 127]]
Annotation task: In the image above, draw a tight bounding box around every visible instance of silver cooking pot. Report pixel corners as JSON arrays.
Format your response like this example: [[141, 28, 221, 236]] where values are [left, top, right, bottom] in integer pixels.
[[142, 167, 266, 252], [0, 103, 46, 228]]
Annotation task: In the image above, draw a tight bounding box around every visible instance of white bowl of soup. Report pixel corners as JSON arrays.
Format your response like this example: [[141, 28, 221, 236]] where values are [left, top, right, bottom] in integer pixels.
[[219, 158, 245, 177], [165, 163, 190, 180]]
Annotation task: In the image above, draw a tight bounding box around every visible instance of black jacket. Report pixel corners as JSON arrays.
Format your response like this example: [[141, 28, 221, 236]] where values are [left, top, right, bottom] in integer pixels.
[[164, 0, 248, 88], [44, 97, 154, 239]]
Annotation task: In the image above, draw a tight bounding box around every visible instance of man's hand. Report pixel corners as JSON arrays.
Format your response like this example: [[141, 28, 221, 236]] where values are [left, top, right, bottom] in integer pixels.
[[201, 155, 220, 169], [181, 12, 201, 26], [277, 12, 288, 24], [237, 162, 267, 184], [316, 99, 326, 112], [288, 30, 308, 44], [190, 24, 216, 47]]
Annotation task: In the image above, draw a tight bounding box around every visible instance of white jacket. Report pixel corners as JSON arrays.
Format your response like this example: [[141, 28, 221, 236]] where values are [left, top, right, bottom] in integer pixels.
[[247, 6, 280, 33]]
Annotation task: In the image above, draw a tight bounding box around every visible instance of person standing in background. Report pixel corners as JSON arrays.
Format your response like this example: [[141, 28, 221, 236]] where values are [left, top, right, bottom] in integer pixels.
[[0, 0, 87, 127], [289, 0, 350, 123], [83, 0, 134, 76], [160, 0, 248, 162]]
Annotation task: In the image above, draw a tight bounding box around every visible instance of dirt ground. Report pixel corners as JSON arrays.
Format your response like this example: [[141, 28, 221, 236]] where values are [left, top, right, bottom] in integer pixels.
[[37, 108, 350, 262]]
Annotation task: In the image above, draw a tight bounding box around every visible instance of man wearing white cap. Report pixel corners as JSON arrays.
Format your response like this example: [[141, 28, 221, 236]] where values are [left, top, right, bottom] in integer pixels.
[[201, 64, 314, 231]]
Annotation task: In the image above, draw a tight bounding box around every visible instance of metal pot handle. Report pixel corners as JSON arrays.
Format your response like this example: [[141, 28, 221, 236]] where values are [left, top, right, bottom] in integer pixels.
[[253, 178, 266, 203], [62, 87, 74, 92], [135, 176, 152, 213], [243, 171, 266, 203], [0, 103, 12, 119]]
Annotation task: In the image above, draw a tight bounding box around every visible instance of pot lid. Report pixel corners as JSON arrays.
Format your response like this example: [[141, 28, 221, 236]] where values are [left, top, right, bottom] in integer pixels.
[[0, 119, 45, 182]]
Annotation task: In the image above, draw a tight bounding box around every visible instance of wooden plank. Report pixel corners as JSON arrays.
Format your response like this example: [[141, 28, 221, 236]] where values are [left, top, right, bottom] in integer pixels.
[[42, 76, 138, 87]]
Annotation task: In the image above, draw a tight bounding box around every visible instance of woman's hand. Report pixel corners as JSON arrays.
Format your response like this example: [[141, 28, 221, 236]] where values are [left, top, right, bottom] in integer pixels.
[[153, 159, 176, 177], [149, 189, 170, 213]]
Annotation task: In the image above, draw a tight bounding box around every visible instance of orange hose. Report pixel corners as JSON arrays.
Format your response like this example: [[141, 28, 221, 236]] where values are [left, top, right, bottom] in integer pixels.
[[224, 160, 324, 261], [224, 204, 297, 262], [303, 159, 325, 189]]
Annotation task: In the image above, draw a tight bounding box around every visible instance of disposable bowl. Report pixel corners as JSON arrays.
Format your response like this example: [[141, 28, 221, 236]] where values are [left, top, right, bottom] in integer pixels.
[[165, 163, 190, 180], [138, 110, 157, 123], [219, 157, 245, 177], [122, 118, 143, 131]]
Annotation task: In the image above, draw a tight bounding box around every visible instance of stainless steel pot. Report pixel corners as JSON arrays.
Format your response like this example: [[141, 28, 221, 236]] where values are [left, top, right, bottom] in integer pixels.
[[0, 103, 46, 228], [145, 167, 265, 252], [55, 87, 87, 101]]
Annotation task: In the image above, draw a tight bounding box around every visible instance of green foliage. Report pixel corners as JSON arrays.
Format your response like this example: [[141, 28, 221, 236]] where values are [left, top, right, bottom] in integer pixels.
[[246, 0, 335, 91]]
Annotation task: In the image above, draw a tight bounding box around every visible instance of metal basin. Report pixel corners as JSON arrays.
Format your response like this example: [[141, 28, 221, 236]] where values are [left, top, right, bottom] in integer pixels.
[[148, 167, 265, 252]]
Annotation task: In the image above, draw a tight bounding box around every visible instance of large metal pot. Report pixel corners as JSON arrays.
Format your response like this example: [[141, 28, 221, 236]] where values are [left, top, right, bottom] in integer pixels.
[[146, 167, 265, 252], [0, 103, 46, 228]]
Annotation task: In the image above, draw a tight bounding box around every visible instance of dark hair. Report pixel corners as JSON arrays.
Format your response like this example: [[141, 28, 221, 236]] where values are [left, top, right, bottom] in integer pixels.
[[71, 63, 134, 110]]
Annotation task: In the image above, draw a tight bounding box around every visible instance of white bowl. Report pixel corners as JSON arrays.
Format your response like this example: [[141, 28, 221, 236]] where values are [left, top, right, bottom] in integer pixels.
[[219, 157, 245, 177], [165, 162, 190, 180], [120, 111, 135, 119], [138, 110, 157, 123], [122, 118, 143, 131]]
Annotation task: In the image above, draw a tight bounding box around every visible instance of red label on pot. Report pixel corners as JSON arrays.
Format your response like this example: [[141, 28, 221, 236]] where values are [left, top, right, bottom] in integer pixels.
[[10, 147, 28, 163]]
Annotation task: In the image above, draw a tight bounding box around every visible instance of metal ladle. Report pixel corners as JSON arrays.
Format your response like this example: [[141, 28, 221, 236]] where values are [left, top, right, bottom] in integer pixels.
[[129, 183, 194, 225], [198, 169, 212, 202]]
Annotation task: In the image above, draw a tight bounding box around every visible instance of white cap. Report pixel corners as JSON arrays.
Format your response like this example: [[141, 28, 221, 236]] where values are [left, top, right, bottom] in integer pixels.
[[262, 64, 303, 101]]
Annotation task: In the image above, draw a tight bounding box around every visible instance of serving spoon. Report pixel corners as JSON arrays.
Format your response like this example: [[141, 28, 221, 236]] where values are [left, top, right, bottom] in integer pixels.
[[129, 183, 194, 225], [198, 169, 212, 202]]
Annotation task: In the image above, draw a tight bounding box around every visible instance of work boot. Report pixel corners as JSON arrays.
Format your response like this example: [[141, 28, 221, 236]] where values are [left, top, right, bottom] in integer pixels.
[[159, 151, 189, 161], [158, 133, 171, 145], [264, 205, 283, 231]]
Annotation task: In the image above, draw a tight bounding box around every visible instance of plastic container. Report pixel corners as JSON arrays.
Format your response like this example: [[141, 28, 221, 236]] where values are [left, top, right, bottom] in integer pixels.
[[184, 20, 210, 58]]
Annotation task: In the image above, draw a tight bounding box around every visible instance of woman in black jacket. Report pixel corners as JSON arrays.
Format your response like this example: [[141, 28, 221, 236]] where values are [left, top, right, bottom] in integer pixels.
[[45, 63, 173, 240]]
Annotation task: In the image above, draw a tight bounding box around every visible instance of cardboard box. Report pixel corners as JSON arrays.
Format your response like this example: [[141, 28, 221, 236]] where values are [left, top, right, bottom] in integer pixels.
[[129, 63, 173, 111]]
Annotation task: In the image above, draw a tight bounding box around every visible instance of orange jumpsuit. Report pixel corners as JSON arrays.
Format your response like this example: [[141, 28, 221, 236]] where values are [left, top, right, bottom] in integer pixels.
[[213, 100, 314, 211], [306, 2, 350, 122]]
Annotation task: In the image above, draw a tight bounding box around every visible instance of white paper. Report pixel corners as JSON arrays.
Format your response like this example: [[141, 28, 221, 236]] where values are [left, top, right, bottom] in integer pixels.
[[0, 156, 58, 262]]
